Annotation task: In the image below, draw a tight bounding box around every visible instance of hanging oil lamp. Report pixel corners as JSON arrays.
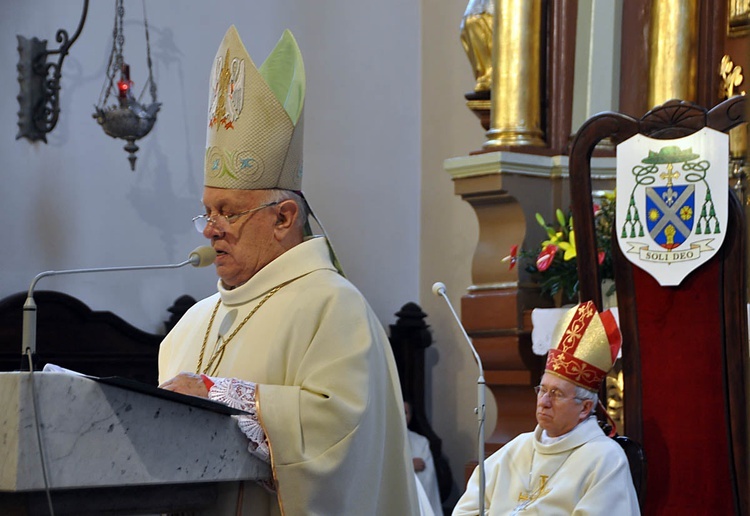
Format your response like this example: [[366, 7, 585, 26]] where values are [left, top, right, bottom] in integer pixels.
[[92, 0, 160, 171]]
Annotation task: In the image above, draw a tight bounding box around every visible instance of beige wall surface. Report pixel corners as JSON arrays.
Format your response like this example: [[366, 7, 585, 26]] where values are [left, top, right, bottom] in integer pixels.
[[420, 0, 489, 499]]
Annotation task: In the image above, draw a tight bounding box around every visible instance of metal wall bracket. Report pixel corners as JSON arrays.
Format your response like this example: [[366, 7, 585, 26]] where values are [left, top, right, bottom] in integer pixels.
[[16, 0, 89, 142]]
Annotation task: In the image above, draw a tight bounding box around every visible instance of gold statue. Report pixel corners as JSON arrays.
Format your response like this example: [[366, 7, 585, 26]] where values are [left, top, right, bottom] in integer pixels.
[[460, 0, 494, 92]]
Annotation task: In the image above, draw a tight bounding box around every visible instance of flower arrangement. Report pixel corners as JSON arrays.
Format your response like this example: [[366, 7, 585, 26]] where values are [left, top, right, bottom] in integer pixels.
[[523, 192, 616, 302]]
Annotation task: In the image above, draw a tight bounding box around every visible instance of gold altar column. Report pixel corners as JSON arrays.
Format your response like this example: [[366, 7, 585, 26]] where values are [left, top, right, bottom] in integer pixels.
[[484, 0, 545, 148], [648, 0, 699, 107]]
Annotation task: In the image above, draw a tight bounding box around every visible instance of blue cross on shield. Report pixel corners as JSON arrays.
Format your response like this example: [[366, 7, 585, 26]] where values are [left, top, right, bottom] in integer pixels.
[[645, 185, 695, 250]]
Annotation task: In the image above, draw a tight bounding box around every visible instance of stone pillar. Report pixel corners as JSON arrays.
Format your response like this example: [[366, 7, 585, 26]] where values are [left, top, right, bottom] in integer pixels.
[[445, 152, 563, 452]]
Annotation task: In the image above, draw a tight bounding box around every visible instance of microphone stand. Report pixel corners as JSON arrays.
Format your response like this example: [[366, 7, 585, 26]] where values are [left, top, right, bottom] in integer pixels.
[[18, 247, 215, 516], [22, 247, 214, 360], [433, 282, 486, 515]]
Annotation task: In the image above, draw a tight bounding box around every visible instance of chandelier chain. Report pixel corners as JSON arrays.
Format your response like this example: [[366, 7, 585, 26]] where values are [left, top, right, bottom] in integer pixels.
[[97, 0, 157, 109], [141, 0, 157, 103]]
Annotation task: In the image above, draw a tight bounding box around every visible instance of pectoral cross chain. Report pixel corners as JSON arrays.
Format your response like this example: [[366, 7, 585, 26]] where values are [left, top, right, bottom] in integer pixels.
[[515, 475, 550, 511]]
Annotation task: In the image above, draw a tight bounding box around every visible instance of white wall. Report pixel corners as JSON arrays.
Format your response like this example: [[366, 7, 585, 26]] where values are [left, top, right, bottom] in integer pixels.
[[1, 0, 420, 332]]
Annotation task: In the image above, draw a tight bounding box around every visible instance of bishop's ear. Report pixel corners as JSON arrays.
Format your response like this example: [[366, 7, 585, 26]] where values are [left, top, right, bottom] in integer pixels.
[[274, 199, 299, 231], [579, 399, 594, 421]]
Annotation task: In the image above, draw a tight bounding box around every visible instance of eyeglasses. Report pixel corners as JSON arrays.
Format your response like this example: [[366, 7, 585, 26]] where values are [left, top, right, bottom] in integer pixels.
[[192, 201, 279, 233], [534, 385, 582, 403]]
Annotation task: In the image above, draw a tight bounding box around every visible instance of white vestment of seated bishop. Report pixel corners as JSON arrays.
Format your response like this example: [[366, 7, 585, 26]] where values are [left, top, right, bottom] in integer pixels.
[[453, 417, 640, 515]]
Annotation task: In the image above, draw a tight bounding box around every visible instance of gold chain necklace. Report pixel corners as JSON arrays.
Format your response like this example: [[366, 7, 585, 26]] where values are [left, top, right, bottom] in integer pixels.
[[195, 279, 295, 376]]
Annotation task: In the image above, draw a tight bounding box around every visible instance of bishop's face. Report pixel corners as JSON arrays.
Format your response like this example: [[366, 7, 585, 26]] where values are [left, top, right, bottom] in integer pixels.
[[535, 373, 593, 437], [200, 187, 281, 288]]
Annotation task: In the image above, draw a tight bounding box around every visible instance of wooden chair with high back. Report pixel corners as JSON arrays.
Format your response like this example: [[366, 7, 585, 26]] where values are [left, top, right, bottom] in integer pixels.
[[568, 97, 748, 515]]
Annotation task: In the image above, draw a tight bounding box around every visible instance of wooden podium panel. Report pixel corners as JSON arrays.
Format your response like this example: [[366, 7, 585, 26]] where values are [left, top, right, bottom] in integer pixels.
[[0, 372, 270, 514]]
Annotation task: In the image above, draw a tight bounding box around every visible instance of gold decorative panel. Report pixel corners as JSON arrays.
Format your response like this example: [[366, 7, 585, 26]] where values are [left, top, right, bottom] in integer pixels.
[[730, 0, 750, 36]]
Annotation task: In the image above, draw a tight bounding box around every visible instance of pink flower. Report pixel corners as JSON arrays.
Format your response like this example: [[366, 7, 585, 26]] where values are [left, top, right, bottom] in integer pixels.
[[536, 245, 558, 272]]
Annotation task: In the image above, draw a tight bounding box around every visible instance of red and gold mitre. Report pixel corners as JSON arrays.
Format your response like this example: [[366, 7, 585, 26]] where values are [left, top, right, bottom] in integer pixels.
[[545, 300, 621, 391]]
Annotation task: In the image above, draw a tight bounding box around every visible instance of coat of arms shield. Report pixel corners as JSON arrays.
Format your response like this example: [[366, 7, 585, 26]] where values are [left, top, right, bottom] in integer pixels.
[[615, 127, 729, 286]]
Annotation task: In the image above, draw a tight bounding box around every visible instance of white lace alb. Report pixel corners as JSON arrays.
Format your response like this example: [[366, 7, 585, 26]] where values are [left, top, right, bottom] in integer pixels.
[[208, 377, 271, 464]]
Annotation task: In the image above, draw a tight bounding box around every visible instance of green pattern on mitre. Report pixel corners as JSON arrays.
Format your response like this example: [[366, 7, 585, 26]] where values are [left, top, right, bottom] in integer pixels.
[[259, 30, 305, 126], [641, 145, 700, 164], [204, 26, 305, 191]]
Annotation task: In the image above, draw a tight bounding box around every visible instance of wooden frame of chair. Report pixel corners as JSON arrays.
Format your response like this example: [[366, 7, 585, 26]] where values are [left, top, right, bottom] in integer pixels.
[[568, 97, 748, 514]]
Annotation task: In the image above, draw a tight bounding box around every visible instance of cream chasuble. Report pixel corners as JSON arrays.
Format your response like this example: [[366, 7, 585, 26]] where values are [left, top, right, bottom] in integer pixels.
[[159, 237, 420, 515]]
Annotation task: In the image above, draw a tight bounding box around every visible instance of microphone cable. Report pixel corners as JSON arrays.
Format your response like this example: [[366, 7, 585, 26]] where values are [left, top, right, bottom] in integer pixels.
[[26, 349, 55, 516], [17, 245, 216, 516]]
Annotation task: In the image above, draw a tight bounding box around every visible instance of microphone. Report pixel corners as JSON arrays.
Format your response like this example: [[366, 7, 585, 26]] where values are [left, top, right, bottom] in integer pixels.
[[22, 246, 217, 358], [432, 281, 486, 516], [188, 246, 218, 267]]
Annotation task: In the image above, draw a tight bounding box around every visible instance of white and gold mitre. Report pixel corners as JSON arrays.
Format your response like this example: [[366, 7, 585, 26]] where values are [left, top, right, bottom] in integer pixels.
[[204, 26, 305, 190]]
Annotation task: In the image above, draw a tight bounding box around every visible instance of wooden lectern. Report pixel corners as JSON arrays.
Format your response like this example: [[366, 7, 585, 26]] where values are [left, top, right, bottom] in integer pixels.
[[0, 372, 270, 515]]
